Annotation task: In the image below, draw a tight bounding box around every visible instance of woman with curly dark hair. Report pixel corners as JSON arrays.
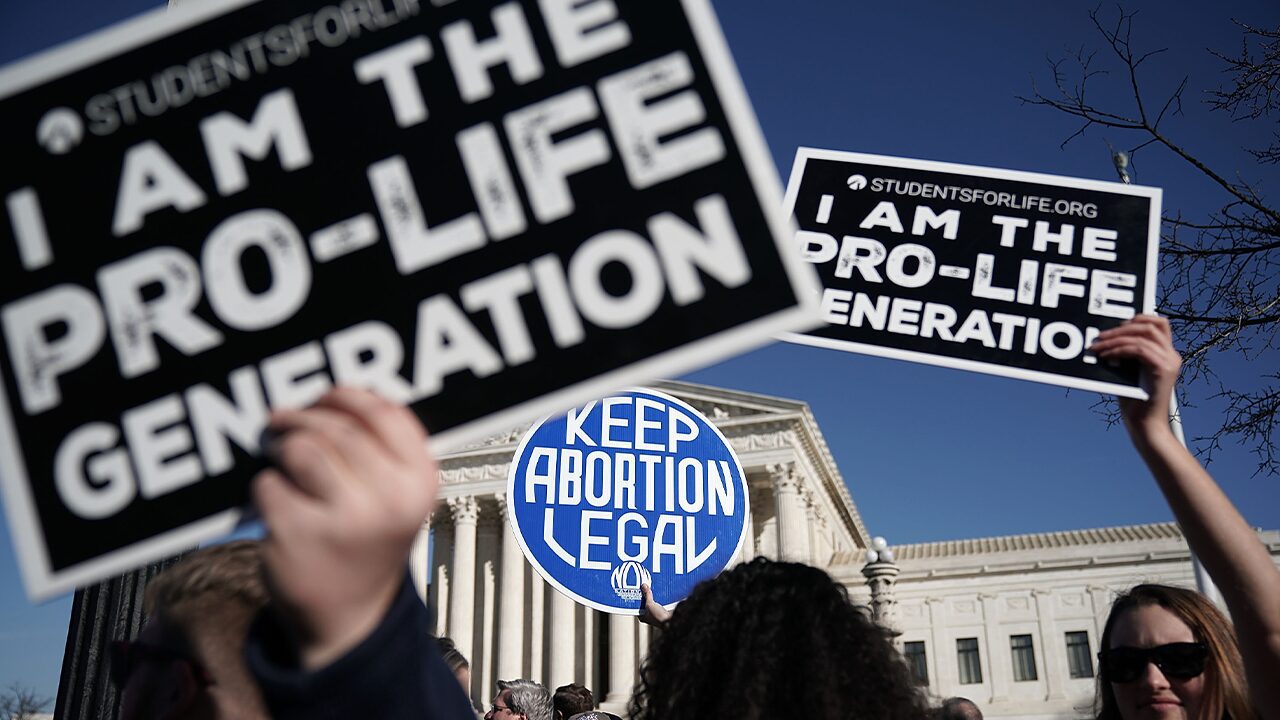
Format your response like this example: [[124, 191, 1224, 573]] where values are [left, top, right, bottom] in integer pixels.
[[628, 558, 929, 720]]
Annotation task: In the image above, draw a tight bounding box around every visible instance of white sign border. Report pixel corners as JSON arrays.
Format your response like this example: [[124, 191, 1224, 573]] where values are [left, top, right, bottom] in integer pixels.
[[780, 147, 1162, 401], [504, 387, 751, 616], [0, 0, 819, 601]]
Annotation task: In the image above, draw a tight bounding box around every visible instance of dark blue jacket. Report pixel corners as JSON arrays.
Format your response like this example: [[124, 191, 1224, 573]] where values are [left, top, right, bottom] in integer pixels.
[[246, 575, 477, 719]]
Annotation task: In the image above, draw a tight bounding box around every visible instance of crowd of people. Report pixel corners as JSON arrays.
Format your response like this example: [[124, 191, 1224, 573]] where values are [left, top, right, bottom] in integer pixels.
[[108, 317, 1280, 720]]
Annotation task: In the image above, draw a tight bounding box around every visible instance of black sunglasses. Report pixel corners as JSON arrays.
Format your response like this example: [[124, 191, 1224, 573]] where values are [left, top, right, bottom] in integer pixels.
[[1098, 642, 1208, 683], [108, 639, 214, 690]]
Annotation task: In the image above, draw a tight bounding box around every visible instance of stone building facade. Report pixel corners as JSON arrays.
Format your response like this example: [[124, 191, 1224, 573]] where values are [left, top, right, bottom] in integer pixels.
[[409, 381, 1280, 718], [412, 380, 870, 712], [837, 524, 1280, 720]]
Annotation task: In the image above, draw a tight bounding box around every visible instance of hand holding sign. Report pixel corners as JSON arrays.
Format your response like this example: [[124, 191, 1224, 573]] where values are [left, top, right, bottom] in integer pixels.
[[1089, 315, 1182, 443], [784, 149, 1161, 398], [253, 387, 437, 670], [0, 0, 817, 600], [638, 583, 671, 627]]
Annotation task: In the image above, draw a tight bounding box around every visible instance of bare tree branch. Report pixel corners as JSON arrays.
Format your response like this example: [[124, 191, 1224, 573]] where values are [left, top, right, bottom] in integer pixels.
[[0, 683, 51, 720], [1025, 7, 1280, 474]]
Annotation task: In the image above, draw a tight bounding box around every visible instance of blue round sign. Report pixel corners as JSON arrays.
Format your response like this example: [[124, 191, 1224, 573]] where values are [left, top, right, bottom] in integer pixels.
[[507, 388, 749, 614]]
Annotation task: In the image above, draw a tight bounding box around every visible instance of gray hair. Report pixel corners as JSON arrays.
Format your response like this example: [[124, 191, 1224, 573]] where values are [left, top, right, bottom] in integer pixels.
[[498, 679, 553, 720]]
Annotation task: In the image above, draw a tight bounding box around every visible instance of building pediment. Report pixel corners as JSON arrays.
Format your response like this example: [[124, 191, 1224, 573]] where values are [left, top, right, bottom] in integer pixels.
[[437, 379, 871, 551]]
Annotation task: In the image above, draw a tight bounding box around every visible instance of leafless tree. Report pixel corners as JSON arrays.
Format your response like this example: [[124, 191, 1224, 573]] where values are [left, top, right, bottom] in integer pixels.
[[1021, 6, 1280, 475], [0, 683, 51, 720]]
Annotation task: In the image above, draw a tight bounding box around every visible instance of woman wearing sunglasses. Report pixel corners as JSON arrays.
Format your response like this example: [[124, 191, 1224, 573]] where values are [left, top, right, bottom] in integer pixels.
[[1096, 584, 1251, 720], [1091, 317, 1280, 720]]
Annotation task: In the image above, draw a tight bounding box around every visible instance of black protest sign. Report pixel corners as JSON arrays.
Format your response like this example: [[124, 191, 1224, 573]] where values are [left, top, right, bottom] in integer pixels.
[[0, 0, 816, 599], [783, 149, 1159, 397]]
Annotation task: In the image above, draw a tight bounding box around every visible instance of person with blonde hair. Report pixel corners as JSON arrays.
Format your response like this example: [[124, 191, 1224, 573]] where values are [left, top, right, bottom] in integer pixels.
[[1096, 584, 1254, 720], [114, 540, 269, 720]]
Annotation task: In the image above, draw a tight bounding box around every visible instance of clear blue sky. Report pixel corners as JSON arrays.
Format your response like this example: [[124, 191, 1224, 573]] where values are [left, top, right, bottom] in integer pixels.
[[1, 0, 1277, 703]]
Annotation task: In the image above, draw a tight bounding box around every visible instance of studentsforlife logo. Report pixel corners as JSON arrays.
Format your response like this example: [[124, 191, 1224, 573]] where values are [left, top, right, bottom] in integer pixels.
[[507, 389, 749, 614]]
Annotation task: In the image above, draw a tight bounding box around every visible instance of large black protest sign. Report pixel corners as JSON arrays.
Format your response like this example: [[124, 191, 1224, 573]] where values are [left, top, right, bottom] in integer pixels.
[[0, 0, 816, 598], [783, 149, 1160, 397]]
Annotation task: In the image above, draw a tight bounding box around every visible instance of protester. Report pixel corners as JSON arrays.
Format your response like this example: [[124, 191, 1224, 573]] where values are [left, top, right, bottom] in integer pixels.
[[553, 683, 594, 720], [487, 679, 553, 720], [114, 540, 269, 720], [1091, 315, 1280, 720], [1096, 584, 1253, 720], [438, 637, 473, 693], [632, 558, 929, 720], [243, 387, 475, 719], [937, 697, 984, 720]]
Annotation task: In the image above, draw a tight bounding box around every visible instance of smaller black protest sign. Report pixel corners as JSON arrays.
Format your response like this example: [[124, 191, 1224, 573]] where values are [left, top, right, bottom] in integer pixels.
[[0, 0, 817, 599], [782, 149, 1160, 398]]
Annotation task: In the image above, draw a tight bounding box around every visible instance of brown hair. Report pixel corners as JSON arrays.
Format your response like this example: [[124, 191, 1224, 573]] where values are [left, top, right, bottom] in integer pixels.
[[1096, 584, 1255, 720], [145, 540, 269, 624], [554, 683, 594, 719], [436, 636, 470, 674], [142, 540, 269, 715]]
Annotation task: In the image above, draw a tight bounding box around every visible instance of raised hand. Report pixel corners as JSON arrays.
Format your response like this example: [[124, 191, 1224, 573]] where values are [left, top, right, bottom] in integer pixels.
[[253, 387, 439, 669]]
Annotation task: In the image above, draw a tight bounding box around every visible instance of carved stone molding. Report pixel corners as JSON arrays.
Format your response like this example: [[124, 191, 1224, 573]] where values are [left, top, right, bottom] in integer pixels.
[[731, 429, 796, 453], [767, 462, 800, 494], [456, 425, 533, 451], [441, 463, 510, 486], [448, 496, 480, 525]]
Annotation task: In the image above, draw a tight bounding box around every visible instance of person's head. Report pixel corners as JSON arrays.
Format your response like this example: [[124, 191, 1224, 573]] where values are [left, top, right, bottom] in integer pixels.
[[115, 540, 270, 720], [938, 697, 983, 720], [488, 679, 553, 720], [437, 636, 472, 693], [553, 683, 594, 720], [629, 557, 929, 720], [1096, 584, 1255, 720]]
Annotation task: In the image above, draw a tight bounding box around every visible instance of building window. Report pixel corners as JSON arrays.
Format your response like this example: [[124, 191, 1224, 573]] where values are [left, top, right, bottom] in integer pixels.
[[903, 641, 929, 684], [957, 638, 983, 684], [1011, 634, 1038, 681], [1066, 631, 1094, 678]]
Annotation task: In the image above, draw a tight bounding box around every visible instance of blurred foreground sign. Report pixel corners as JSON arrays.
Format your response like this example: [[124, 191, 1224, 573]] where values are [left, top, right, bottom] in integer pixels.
[[508, 388, 748, 614], [783, 149, 1160, 397], [0, 0, 815, 599]]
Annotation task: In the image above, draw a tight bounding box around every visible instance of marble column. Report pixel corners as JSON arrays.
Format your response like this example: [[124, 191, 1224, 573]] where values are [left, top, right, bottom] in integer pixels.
[[579, 606, 595, 684], [805, 498, 820, 565], [768, 463, 808, 563], [410, 518, 432, 602], [739, 483, 757, 562], [430, 513, 453, 637], [448, 497, 480, 663], [637, 618, 651, 681], [1088, 585, 1113, 637], [980, 594, 1009, 702], [476, 508, 500, 706], [1034, 590, 1067, 700], [604, 613, 636, 710], [926, 598, 950, 691], [730, 479, 757, 565], [527, 568, 545, 684], [496, 494, 525, 682], [547, 586, 576, 687]]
